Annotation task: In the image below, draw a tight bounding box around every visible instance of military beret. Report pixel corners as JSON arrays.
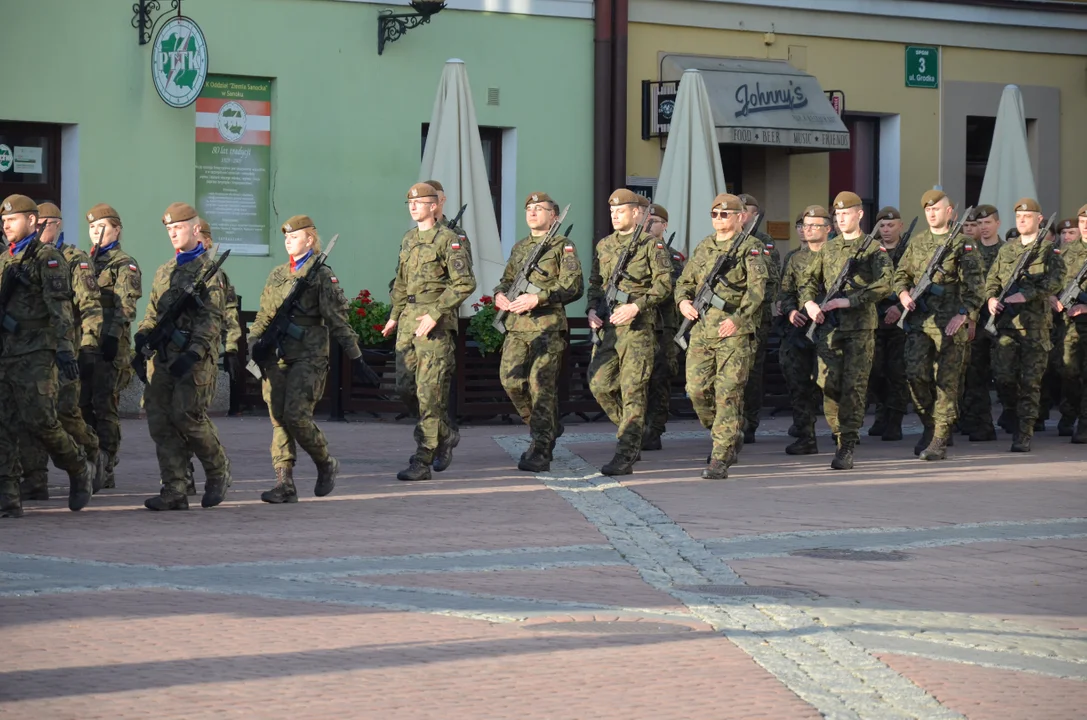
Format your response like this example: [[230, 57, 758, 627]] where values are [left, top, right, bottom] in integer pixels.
[[974, 204, 998, 220], [921, 189, 948, 208], [198, 219, 213, 238], [876, 206, 901, 221], [1, 194, 38, 215], [1014, 197, 1041, 213], [87, 203, 122, 226], [832, 191, 862, 210], [524, 191, 555, 208], [795, 212, 805, 225], [162, 202, 198, 225], [281, 214, 315, 233], [802, 205, 831, 220], [1058, 218, 1077, 231], [711, 193, 744, 212], [423, 179, 444, 192], [608, 188, 649, 207], [737, 193, 760, 209], [1079, 204, 1087, 217], [1006, 228, 1020, 241], [649, 204, 669, 221], [37, 202, 61, 219], [406, 182, 439, 200]]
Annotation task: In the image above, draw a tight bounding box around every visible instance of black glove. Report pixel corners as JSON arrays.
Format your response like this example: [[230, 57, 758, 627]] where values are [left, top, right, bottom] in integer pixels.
[[169, 350, 201, 378], [56, 350, 80, 382], [133, 332, 147, 357], [132, 355, 148, 384], [352, 354, 380, 387], [78, 348, 98, 382], [101, 335, 119, 362], [247, 334, 266, 366], [224, 351, 238, 383]]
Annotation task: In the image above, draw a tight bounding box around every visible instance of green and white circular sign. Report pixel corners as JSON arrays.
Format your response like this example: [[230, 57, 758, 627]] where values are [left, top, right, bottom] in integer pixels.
[[151, 16, 208, 108], [0, 144, 12, 173]]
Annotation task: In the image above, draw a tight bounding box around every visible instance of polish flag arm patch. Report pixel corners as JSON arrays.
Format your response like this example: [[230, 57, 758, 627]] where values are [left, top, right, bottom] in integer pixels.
[[451, 242, 462, 250], [46, 259, 59, 268], [330, 276, 339, 283]]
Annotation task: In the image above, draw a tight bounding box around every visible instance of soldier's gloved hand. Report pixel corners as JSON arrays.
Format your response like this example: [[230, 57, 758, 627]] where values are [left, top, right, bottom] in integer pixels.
[[169, 350, 201, 378], [78, 348, 98, 382], [133, 332, 147, 357], [101, 335, 119, 362], [351, 354, 380, 387], [247, 334, 266, 365], [132, 356, 148, 384], [224, 351, 238, 382], [56, 350, 80, 382]]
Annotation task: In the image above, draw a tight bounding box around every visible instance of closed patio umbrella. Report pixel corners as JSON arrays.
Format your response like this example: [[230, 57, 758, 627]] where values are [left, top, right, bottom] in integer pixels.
[[979, 85, 1038, 223]]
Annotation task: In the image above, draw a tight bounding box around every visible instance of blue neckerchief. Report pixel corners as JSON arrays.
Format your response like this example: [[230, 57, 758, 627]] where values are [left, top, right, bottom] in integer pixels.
[[96, 239, 119, 256], [9, 232, 36, 256], [290, 250, 314, 273], [54, 231, 65, 250], [175, 244, 207, 266]]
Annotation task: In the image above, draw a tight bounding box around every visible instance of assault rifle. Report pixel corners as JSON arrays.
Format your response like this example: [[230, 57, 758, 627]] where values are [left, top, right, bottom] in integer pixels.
[[1057, 254, 1087, 317], [493, 204, 570, 334], [0, 231, 46, 344], [896, 216, 919, 255], [896, 207, 974, 330], [445, 204, 467, 232], [985, 212, 1057, 336], [674, 212, 764, 351], [590, 210, 653, 346], [563, 224, 573, 238], [805, 225, 880, 341]]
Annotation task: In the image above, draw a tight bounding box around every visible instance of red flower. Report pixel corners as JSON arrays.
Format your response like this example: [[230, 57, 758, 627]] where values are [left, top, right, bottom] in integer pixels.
[[479, 295, 493, 305], [355, 307, 367, 316], [371, 323, 384, 331], [362, 290, 371, 298]]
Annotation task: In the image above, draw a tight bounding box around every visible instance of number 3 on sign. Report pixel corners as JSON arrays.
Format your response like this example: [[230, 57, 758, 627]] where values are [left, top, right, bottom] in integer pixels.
[[918, 57, 926, 73]]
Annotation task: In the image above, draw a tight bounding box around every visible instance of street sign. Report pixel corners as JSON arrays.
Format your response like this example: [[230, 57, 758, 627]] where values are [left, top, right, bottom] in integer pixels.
[[905, 46, 938, 89]]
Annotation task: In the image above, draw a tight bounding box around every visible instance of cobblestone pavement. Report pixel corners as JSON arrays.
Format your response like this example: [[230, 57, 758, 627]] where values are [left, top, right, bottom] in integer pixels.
[[1, 413, 1085, 719]]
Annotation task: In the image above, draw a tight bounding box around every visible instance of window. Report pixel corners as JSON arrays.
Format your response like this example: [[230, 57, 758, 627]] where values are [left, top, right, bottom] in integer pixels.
[[829, 116, 880, 231], [965, 116, 996, 208], [0, 121, 61, 205], [420, 124, 502, 222]]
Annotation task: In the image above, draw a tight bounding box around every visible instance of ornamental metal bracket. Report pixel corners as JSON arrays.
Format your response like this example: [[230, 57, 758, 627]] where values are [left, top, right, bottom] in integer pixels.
[[132, 0, 182, 46], [378, 1, 447, 55]]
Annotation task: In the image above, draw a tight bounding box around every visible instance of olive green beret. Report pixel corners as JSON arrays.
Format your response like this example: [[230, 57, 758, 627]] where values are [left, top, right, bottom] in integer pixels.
[[921, 189, 948, 208], [649, 204, 669, 221], [87, 203, 122, 226], [795, 212, 805, 225], [1058, 218, 1077, 231], [37, 202, 61, 219], [802, 205, 831, 220], [281, 215, 315, 233], [198, 219, 213, 238], [1078, 204, 1087, 217], [162, 202, 198, 225], [737, 193, 760, 209], [608, 188, 649, 207], [711, 193, 744, 212], [974, 204, 998, 220], [1014, 197, 1041, 213], [424, 179, 444, 192], [832, 191, 862, 210], [524, 191, 555, 208], [1, 194, 38, 215], [407, 182, 439, 200], [876, 206, 901, 221]]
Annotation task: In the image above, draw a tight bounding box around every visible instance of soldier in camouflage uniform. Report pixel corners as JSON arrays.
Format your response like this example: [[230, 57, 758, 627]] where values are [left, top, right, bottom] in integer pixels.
[[81, 204, 142, 488], [587, 189, 673, 476], [18, 203, 104, 501], [0, 195, 97, 518], [894, 191, 985, 460], [737, 194, 781, 444], [960, 205, 1003, 441], [384, 183, 476, 481], [983, 197, 1065, 452], [642, 203, 684, 452], [867, 207, 911, 442], [800, 191, 893, 470], [137, 203, 232, 510], [1050, 210, 1087, 442], [676, 194, 768, 479], [250, 214, 367, 502], [779, 206, 829, 455], [494, 192, 583, 472]]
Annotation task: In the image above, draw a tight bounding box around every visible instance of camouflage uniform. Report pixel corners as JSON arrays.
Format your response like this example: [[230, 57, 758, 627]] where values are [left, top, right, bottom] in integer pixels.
[[19, 240, 103, 498], [390, 224, 476, 464], [1052, 239, 1087, 434], [644, 251, 684, 446], [677, 233, 768, 463], [742, 231, 781, 438], [870, 239, 910, 435], [777, 246, 821, 438], [494, 232, 584, 463], [138, 247, 231, 504], [81, 240, 142, 483], [960, 239, 1003, 436], [588, 228, 673, 465], [0, 226, 94, 517], [220, 269, 243, 354], [982, 236, 1065, 443], [798, 235, 893, 448], [893, 228, 985, 440]]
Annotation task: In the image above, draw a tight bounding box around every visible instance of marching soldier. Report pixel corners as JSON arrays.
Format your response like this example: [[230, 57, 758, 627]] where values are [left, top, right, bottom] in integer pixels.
[[676, 193, 768, 478], [961, 205, 1003, 440], [587, 189, 673, 476], [642, 203, 685, 453], [783, 210, 809, 440], [737, 194, 781, 443], [0, 195, 97, 518], [868, 206, 911, 441], [383, 183, 476, 481], [82, 204, 142, 488], [19, 203, 104, 501], [494, 192, 583, 472], [250, 215, 366, 502], [894, 191, 984, 460], [780, 208, 822, 448], [1051, 210, 1087, 441], [800, 191, 893, 470], [984, 197, 1065, 452], [136, 203, 232, 510]]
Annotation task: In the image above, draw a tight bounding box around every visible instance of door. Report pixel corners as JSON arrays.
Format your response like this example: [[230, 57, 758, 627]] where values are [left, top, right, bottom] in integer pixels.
[[0, 121, 62, 208]]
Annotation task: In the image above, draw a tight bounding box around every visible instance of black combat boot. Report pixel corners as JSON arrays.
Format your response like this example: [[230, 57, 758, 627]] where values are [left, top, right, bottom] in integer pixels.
[[315, 457, 339, 497], [881, 412, 904, 441], [1010, 431, 1032, 453], [68, 460, 94, 511], [787, 423, 801, 438], [1072, 421, 1087, 444], [202, 464, 231, 508], [830, 440, 855, 470], [261, 467, 298, 504], [144, 487, 189, 511], [969, 424, 997, 441], [641, 429, 663, 451], [20, 472, 49, 501], [518, 448, 551, 473], [102, 451, 117, 489], [184, 461, 198, 496], [92, 450, 110, 494], [919, 435, 948, 461], [601, 448, 637, 476], [743, 426, 756, 444], [701, 459, 729, 480], [433, 428, 460, 473], [785, 435, 818, 455], [1, 493, 23, 519], [397, 455, 433, 482], [1058, 416, 1076, 437], [868, 410, 887, 437], [914, 424, 934, 456]]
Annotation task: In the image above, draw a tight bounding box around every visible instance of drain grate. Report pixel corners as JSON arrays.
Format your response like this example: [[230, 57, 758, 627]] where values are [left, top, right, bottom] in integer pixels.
[[790, 548, 911, 561], [526, 621, 693, 634], [674, 585, 813, 598]]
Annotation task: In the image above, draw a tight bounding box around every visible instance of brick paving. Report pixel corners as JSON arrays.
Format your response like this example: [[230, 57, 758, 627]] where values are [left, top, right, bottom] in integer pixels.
[[2, 413, 1085, 718]]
